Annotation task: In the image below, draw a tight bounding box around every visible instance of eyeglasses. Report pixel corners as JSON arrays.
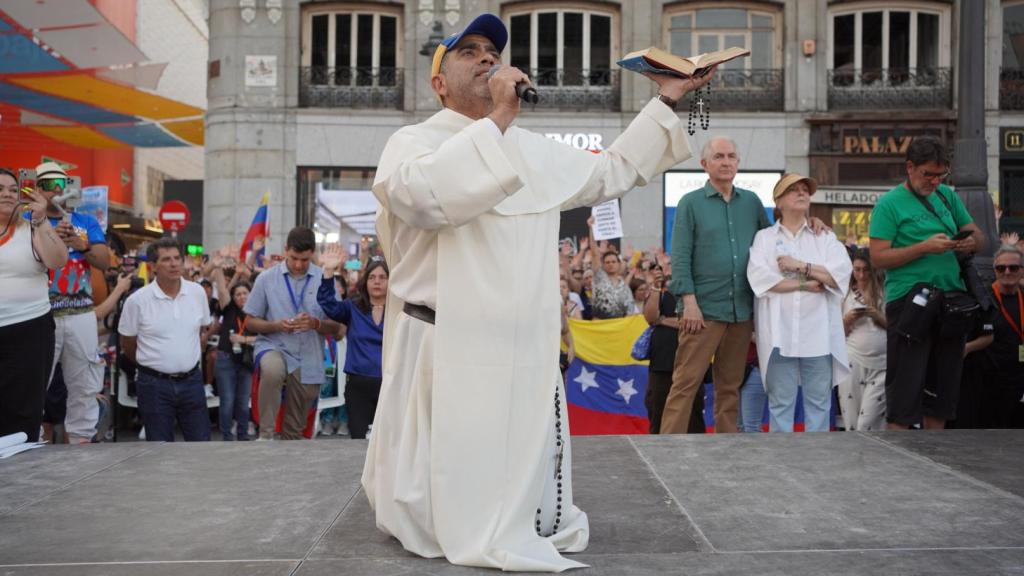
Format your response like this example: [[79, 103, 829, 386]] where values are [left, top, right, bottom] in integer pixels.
[[38, 178, 66, 192], [994, 264, 1022, 273], [920, 169, 949, 181]]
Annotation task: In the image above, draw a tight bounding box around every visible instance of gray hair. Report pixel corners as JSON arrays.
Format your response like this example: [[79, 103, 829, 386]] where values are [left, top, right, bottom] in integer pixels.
[[994, 243, 1024, 264], [701, 137, 739, 163]]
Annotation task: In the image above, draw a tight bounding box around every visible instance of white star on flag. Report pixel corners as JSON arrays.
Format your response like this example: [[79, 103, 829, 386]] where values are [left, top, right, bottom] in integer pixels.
[[615, 378, 638, 404], [574, 366, 599, 392]]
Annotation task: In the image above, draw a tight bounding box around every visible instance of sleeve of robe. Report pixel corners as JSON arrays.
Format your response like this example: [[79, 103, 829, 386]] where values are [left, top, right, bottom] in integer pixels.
[[373, 119, 525, 230], [559, 98, 692, 211]]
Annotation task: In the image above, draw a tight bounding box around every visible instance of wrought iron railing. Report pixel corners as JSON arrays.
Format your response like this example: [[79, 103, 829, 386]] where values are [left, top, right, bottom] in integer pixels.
[[705, 68, 783, 112], [827, 67, 952, 110], [299, 66, 404, 109], [1000, 68, 1024, 111], [520, 68, 620, 111]]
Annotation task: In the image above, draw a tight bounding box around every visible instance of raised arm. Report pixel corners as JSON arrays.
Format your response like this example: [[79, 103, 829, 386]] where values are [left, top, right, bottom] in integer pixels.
[[24, 190, 67, 269]]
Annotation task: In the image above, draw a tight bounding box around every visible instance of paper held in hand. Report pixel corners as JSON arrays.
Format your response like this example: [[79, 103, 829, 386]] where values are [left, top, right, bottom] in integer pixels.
[[591, 199, 623, 242], [617, 46, 750, 78]]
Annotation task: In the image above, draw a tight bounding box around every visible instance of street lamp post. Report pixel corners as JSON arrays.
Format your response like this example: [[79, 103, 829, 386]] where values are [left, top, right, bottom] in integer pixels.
[[953, 0, 997, 278]]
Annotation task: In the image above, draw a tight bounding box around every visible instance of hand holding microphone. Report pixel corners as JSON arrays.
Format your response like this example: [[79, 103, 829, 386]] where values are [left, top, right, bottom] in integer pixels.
[[487, 64, 538, 104], [485, 65, 537, 133]]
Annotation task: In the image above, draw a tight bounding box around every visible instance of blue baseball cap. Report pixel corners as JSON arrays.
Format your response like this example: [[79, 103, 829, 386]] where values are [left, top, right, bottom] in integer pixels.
[[431, 13, 507, 77]]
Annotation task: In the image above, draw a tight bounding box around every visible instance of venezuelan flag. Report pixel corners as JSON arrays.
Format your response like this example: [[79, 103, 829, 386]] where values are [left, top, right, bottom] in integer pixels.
[[565, 315, 649, 435], [240, 193, 269, 266]]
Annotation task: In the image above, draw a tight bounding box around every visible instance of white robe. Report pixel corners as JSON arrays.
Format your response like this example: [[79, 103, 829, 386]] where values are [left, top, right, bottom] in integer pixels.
[[364, 98, 692, 572]]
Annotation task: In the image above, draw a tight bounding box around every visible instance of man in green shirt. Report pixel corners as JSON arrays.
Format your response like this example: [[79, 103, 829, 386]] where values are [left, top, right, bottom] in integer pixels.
[[869, 135, 984, 430], [663, 137, 770, 434]]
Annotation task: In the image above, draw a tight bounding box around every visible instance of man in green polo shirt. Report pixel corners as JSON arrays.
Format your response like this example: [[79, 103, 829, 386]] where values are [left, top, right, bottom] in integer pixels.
[[869, 136, 984, 430]]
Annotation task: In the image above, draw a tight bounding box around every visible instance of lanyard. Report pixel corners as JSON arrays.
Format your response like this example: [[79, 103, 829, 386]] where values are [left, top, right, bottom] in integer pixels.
[[991, 281, 1024, 342], [284, 273, 311, 316], [235, 313, 247, 335]]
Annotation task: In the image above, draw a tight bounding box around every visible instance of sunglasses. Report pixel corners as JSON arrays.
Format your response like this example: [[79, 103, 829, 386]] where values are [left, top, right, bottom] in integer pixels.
[[39, 178, 66, 192], [994, 264, 1022, 273]]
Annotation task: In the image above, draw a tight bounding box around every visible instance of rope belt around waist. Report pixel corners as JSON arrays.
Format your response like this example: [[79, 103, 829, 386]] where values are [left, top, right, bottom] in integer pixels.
[[403, 302, 436, 325], [137, 363, 200, 382]]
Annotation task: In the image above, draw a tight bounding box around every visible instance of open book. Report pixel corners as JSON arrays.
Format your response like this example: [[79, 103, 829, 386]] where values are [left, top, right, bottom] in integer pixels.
[[617, 46, 750, 78]]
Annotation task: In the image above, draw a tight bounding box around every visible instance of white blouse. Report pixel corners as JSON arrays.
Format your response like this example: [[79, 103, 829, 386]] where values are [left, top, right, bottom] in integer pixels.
[[747, 221, 852, 384], [0, 222, 50, 327]]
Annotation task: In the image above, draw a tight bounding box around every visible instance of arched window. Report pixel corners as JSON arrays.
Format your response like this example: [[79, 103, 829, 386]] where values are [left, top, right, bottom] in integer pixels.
[[503, 6, 618, 86], [662, 4, 783, 111], [663, 5, 781, 70], [827, 2, 952, 109], [300, 4, 403, 108], [1002, 0, 1024, 110]]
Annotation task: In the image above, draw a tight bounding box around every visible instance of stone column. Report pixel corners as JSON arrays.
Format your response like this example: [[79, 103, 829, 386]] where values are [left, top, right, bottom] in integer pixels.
[[205, 0, 299, 255]]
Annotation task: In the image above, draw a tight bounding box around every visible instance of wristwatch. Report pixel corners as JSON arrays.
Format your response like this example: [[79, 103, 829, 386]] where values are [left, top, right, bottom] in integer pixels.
[[658, 93, 678, 111]]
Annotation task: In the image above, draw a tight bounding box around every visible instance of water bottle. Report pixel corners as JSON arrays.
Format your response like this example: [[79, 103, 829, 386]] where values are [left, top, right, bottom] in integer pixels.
[[895, 286, 934, 341], [230, 329, 242, 354], [912, 287, 930, 307]]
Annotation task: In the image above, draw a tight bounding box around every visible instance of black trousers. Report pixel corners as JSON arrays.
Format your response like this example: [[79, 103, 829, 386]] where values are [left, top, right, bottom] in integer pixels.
[[345, 373, 382, 439], [646, 370, 704, 434], [885, 298, 967, 425], [0, 312, 56, 442]]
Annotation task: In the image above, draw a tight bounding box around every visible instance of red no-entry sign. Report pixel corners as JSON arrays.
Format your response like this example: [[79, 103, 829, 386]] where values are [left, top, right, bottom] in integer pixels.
[[158, 200, 191, 233]]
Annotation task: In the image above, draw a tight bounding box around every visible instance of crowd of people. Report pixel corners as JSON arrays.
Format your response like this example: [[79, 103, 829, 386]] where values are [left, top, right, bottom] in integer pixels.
[[1, 138, 1023, 446]]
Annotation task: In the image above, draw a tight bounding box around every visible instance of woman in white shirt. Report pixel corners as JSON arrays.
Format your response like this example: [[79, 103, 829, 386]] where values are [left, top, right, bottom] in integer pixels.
[[838, 249, 887, 430], [0, 168, 68, 441], [747, 174, 851, 432]]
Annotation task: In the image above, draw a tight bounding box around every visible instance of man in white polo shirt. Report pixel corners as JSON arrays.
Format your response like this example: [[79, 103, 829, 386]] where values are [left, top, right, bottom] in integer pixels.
[[119, 237, 212, 441]]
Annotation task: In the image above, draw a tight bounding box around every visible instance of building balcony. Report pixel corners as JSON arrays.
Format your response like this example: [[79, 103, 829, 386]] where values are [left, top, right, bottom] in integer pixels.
[[827, 67, 952, 111], [299, 67, 404, 109], [1000, 68, 1024, 111], [522, 68, 620, 112], [707, 68, 783, 112]]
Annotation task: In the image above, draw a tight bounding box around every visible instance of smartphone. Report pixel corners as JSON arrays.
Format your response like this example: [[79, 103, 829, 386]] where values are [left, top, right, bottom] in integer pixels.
[[17, 168, 35, 194], [951, 230, 972, 241]]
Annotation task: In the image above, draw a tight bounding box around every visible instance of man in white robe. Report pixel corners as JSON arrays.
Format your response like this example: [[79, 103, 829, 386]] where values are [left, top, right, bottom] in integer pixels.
[[363, 13, 714, 572]]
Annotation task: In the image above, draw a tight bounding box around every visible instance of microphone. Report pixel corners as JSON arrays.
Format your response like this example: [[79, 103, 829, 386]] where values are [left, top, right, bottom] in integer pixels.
[[487, 65, 539, 104]]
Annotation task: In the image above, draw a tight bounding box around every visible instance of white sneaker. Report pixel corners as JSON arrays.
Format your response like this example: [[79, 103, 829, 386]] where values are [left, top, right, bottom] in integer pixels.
[[337, 421, 349, 437], [320, 422, 335, 436]]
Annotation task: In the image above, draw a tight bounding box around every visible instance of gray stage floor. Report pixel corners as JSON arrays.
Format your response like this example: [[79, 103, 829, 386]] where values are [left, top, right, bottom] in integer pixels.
[[1, 431, 1023, 575]]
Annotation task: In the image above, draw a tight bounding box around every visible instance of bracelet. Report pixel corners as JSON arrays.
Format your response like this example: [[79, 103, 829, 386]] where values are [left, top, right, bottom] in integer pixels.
[[30, 216, 46, 228], [804, 262, 811, 277], [658, 93, 678, 111]]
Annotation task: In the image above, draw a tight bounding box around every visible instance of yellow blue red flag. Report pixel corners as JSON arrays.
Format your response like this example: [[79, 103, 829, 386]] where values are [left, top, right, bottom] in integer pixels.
[[565, 315, 649, 435]]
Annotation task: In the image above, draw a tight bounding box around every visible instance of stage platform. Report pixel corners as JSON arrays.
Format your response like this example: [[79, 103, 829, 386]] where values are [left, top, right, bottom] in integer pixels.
[[1, 430, 1023, 575]]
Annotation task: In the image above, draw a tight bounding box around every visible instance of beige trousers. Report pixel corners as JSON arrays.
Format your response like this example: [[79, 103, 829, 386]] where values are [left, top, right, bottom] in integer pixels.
[[660, 320, 753, 434], [258, 350, 320, 440]]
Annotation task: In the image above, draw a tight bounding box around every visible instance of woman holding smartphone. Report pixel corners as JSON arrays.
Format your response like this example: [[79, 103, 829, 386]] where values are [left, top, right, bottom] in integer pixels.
[[838, 249, 887, 430]]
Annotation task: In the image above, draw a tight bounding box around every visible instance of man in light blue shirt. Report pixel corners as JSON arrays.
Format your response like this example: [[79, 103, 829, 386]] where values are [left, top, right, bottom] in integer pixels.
[[245, 226, 340, 439]]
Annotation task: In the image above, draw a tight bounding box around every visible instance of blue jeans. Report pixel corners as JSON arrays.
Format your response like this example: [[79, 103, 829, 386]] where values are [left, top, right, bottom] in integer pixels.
[[215, 351, 252, 440], [765, 348, 832, 433], [135, 368, 211, 442], [739, 366, 767, 433]]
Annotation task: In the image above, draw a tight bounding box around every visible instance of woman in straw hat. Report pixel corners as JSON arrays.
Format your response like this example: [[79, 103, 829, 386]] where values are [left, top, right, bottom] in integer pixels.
[[746, 174, 851, 432]]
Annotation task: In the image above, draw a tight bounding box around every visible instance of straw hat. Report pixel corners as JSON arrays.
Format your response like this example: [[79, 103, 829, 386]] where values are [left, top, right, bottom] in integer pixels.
[[772, 173, 817, 201]]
